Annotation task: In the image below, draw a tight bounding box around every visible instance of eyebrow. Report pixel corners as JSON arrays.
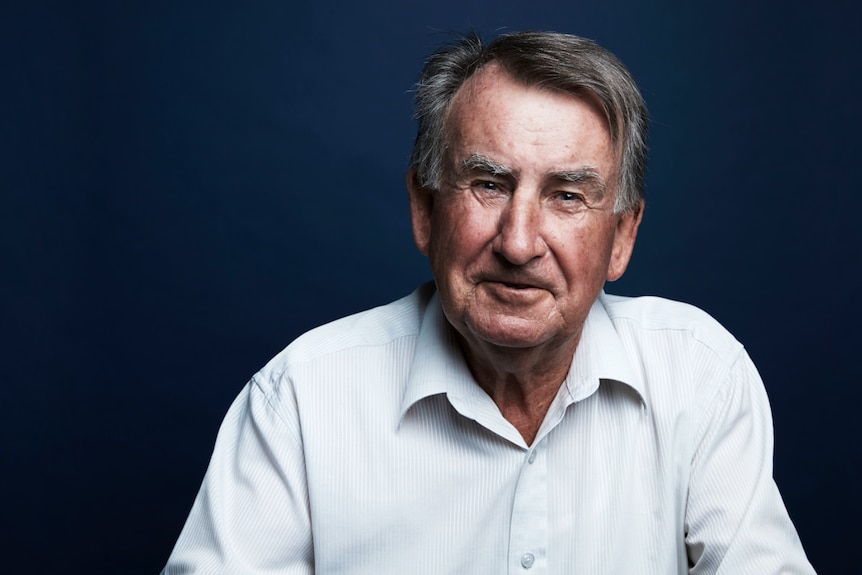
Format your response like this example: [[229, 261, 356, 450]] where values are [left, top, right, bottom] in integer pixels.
[[460, 153, 515, 177], [551, 167, 608, 198], [459, 152, 608, 197]]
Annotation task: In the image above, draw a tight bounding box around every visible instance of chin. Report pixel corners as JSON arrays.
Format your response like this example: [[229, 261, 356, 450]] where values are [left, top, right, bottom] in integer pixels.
[[465, 317, 556, 350]]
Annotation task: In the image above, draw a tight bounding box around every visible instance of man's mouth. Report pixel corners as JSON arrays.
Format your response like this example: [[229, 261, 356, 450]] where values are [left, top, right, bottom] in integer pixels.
[[482, 279, 549, 303], [503, 282, 534, 289]]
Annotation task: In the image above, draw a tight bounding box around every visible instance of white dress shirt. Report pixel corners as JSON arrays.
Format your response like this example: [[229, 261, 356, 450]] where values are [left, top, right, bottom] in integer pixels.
[[163, 282, 815, 574]]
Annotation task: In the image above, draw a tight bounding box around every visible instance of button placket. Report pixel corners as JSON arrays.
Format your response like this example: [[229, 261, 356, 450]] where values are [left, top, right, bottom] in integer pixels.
[[509, 440, 547, 573]]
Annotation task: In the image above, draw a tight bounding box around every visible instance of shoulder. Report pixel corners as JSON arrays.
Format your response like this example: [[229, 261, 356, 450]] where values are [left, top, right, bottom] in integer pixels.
[[598, 293, 764, 445], [599, 292, 743, 362], [256, 282, 435, 387]]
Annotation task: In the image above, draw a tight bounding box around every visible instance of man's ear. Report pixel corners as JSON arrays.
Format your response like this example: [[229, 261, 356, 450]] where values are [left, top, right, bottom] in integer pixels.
[[606, 200, 644, 282], [406, 168, 433, 256]]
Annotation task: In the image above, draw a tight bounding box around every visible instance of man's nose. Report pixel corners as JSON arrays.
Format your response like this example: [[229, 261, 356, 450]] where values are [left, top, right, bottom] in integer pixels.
[[493, 194, 548, 265]]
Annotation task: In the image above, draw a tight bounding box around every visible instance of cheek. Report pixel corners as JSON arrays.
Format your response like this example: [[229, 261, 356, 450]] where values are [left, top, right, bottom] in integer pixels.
[[553, 225, 616, 282], [432, 202, 493, 257], [429, 207, 498, 293]]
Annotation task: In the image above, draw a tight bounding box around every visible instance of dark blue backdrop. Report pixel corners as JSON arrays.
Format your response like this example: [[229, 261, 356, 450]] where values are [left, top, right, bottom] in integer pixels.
[[2, 1, 859, 572]]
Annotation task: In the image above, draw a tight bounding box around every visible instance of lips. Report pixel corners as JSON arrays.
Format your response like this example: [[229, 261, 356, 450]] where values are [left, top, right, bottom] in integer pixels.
[[484, 278, 551, 294], [480, 280, 549, 306]]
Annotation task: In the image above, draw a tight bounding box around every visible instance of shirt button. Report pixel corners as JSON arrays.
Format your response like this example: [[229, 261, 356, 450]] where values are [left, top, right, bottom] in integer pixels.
[[521, 552, 535, 569], [528, 450, 537, 464]]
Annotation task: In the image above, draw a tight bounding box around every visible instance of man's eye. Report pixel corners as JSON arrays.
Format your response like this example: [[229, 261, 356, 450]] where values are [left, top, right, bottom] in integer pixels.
[[471, 180, 505, 194], [558, 191, 583, 202]]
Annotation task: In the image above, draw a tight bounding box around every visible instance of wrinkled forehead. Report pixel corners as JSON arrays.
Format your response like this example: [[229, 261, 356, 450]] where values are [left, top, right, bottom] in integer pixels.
[[443, 63, 617, 163]]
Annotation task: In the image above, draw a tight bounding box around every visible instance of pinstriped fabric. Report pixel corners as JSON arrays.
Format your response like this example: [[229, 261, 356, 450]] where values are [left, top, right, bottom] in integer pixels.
[[162, 283, 815, 574]]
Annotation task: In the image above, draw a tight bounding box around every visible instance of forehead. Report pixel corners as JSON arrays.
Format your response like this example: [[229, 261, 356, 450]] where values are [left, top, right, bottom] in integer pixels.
[[449, 63, 610, 127], [444, 65, 616, 176]]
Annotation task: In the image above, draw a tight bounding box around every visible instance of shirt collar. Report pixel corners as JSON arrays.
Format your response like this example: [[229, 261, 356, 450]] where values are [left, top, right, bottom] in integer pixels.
[[399, 291, 473, 422], [563, 292, 646, 407], [399, 288, 646, 425]]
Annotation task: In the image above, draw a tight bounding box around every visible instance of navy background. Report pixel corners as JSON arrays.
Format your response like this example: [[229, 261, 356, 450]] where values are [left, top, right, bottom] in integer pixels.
[[2, 1, 859, 572]]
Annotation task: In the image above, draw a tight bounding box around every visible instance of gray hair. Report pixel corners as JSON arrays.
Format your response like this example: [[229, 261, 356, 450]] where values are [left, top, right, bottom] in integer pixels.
[[410, 31, 648, 214]]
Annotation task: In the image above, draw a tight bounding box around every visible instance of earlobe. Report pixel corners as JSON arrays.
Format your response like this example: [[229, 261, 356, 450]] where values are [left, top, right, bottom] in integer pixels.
[[606, 200, 644, 282], [406, 168, 433, 256]]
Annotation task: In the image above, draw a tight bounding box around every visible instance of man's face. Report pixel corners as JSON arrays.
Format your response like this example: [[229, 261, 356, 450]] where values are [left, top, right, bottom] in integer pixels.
[[408, 65, 642, 357]]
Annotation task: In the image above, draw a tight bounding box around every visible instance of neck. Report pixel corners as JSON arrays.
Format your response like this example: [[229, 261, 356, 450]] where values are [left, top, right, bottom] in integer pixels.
[[454, 330, 579, 445]]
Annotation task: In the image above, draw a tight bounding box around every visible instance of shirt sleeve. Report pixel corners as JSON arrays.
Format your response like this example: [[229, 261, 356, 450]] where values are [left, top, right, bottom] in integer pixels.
[[161, 375, 314, 575], [685, 350, 816, 574]]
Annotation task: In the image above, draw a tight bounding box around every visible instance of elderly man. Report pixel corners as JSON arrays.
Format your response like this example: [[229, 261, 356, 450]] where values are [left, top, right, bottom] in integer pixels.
[[163, 31, 814, 574]]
